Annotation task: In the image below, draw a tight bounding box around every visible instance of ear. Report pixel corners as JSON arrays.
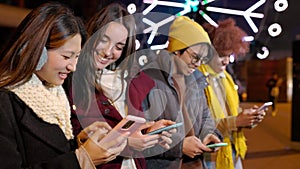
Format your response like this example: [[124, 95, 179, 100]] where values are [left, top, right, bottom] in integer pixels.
[[36, 47, 48, 71]]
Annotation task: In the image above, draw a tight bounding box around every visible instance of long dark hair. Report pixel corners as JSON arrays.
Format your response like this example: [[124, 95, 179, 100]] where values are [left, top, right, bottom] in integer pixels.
[[0, 2, 87, 88], [70, 3, 136, 112]]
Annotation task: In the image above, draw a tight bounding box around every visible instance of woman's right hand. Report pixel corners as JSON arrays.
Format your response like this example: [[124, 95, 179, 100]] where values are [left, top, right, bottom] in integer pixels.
[[77, 121, 129, 165], [236, 108, 258, 128]]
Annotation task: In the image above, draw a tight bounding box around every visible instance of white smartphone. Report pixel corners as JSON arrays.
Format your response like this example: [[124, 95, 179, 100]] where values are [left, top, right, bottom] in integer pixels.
[[98, 115, 146, 145], [147, 122, 183, 135], [250, 102, 273, 129], [257, 102, 273, 112], [206, 142, 228, 148]]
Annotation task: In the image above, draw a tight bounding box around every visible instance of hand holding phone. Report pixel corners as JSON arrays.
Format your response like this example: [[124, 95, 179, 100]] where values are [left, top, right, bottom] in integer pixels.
[[256, 102, 273, 112], [98, 115, 146, 146], [147, 122, 183, 135], [249, 102, 272, 129]]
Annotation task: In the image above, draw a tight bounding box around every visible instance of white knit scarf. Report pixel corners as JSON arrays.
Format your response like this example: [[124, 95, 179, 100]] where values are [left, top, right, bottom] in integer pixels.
[[10, 74, 73, 140]]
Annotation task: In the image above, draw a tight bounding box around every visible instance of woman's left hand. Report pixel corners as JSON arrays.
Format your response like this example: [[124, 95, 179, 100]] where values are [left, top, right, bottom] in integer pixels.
[[128, 121, 160, 151], [147, 119, 177, 149]]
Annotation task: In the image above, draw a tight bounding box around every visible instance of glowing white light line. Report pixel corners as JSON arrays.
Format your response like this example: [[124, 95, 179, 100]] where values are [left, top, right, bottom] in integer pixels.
[[153, 1, 184, 8], [177, 5, 191, 16], [244, 0, 266, 33], [150, 42, 169, 50], [206, 7, 264, 18], [243, 36, 254, 42], [143, 15, 176, 44], [143, 1, 157, 15], [244, 15, 258, 33], [142, 18, 155, 28], [199, 10, 218, 27], [206, 0, 265, 33], [201, 0, 215, 6], [246, 0, 266, 14], [142, 18, 158, 43], [177, 0, 199, 16], [147, 28, 158, 44], [143, 0, 185, 15], [143, 15, 175, 33]]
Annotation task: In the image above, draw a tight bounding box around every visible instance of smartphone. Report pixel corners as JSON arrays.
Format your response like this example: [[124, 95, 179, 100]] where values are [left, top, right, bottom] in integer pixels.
[[147, 122, 183, 135], [206, 142, 228, 148], [257, 102, 273, 112], [250, 102, 273, 129], [98, 115, 146, 145]]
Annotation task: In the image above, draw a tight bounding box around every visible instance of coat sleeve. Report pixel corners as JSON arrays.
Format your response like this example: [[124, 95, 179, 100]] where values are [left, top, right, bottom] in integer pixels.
[[0, 91, 81, 169], [142, 83, 185, 159], [185, 71, 223, 141]]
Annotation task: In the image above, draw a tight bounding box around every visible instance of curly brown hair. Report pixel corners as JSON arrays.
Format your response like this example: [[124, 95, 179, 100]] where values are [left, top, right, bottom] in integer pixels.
[[202, 18, 249, 57]]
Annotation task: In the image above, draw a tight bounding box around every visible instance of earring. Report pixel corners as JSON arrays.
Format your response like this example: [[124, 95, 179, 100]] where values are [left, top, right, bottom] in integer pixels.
[[36, 47, 48, 71]]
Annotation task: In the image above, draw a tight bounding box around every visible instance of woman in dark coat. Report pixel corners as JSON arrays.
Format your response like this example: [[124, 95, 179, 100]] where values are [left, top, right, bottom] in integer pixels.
[[0, 2, 127, 168]]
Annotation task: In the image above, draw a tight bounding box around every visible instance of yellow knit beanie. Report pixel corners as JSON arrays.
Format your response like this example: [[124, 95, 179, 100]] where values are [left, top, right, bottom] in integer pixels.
[[167, 16, 211, 52]]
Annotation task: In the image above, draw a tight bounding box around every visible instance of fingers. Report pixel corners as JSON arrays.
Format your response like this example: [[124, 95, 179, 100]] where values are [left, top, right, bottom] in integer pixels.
[[84, 121, 111, 136], [202, 134, 221, 145], [163, 119, 176, 126], [250, 119, 255, 126], [159, 142, 170, 149], [157, 119, 176, 126], [167, 128, 177, 134], [91, 121, 112, 130], [195, 149, 203, 156], [128, 134, 159, 151], [89, 128, 109, 144], [78, 124, 109, 144], [190, 147, 204, 158], [253, 110, 266, 122], [160, 134, 172, 144], [139, 121, 155, 130], [186, 149, 203, 158], [97, 154, 118, 164], [108, 140, 127, 155], [92, 150, 118, 165], [104, 131, 130, 149], [158, 129, 175, 149], [161, 130, 172, 137], [199, 139, 214, 152], [81, 126, 128, 166]]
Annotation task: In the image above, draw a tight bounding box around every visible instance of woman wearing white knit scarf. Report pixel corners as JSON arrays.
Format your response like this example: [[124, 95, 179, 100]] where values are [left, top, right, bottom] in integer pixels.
[[0, 2, 127, 169]]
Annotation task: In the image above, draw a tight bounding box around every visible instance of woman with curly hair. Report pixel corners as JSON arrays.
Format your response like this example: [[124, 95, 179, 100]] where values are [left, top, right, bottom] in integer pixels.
[[199, 18, 267, 169]]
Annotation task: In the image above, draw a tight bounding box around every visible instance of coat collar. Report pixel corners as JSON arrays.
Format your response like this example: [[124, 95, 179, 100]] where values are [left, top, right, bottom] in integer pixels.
[[12, 93, 71, 153]]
